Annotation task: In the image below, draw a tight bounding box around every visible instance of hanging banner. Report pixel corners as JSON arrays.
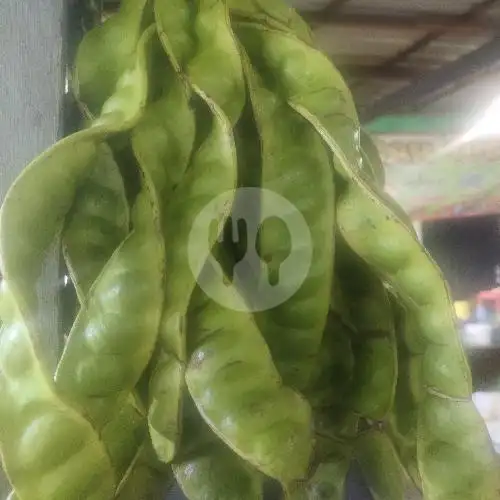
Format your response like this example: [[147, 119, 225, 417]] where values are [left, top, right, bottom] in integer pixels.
[[376, 135, 500, 220]]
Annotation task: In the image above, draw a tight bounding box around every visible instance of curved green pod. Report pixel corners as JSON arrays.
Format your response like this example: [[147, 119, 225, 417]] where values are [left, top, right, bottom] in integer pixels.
[[144, 1, 242, 464], [0, 282, 116, 499], [74, 0, 151, 117], [52, 30, 162, 429], [173, 404, 262, 500], [240, 54, 334, 391], [228, 0, 313, 44], [115, 443, 171, 500], [55, 190, 165, 426], [291, 408, 354, 500], [336, 243, 397, 420], [355, 429, 407, 500], [418, 394, 498, 500], [234, 21, 497, 498], [305, 309, 354, 410], [154, 0, 245, 124], [360, 129, 385, 189], [185, 268, 313, 485], [146, 91, 238, 463], [386, 301, 422, 490], [290, 455, 351, 500], [62, 144, 130, 302], [234, 22, 359, 172], [0, 24, 151, 314], [0, 25, 154, 500], [131, 57, 196, 205]]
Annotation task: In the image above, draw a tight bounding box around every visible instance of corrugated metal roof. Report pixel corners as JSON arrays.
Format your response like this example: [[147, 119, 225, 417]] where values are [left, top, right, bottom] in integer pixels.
[[287, 0, 331, 11], [404, 33, 491, 67], [314, 24, 424, 58], [343, 0, 486, 15]]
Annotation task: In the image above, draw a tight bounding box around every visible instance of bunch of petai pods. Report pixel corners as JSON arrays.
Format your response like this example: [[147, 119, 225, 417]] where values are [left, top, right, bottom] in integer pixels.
[[0, 0, 498, 499]]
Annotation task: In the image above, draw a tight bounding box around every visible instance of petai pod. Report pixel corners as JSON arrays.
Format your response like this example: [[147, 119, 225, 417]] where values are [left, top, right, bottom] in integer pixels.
[[234, 23, 361, 178], [228, 0, 313, 44], [234, 21, 497, 498], [355, 429, 407, 500], [290, 439, 352, 500], [386, 300, 422, 490], [115, 443, 172, 500], [173, 398, 262, 500], [55, 190, 164, 426], [62, 143, 130, 302], [154, 0, 245, 124], [0, 281, 115, 499], [74, 0, 151, 117], [99, 397, 148, 482], [145, 0, 243, 464], [54, 27, 162, 428], [185, 264, 313, 486], [305, 308, 354, 411], [292, 405, 356, 500], [360, 129, 385, 189], [359, 130, 416, 234], [0, 24, 153, 500], [145, 90, 238, 463], [239, 53, 334, 390], [0, 23, 152, 314], [336, 241, 397, 420], [130, 41, 197, 467]]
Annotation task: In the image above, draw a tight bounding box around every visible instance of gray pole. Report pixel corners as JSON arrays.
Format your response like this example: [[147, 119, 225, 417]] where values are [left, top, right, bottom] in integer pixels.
[[0, 1, 66, 493]]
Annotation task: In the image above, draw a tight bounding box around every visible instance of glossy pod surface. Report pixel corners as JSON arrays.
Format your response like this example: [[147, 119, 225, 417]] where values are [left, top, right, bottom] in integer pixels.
[[0, 2, 497, 499]]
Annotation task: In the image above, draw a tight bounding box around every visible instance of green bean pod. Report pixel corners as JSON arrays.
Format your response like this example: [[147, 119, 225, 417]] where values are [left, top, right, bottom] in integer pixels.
[[185, 267, 313, 485], [55, 191, 164, 425], [0, 24, 151, 316], [240, 55, 334, 391], [61, 142, 154, 487], [355, 428, 407, 500], [115, 443, 171, 500], [290, 449, 351, 500], [228, 0, 313, 44], [154, 0, 245, 124], [146, 91, 238, 463], [74, 0, 151, 117], [131, 56, 196, 204], [52, 28, 159, 428], [360, 129, 385, 189], [234, 23, 359, 168], [143, 1, 243, 464], [0, 282, 116, 499], [359, 130, 416, 235], [62, 144, 130, 302], [305, 309, 354, 410], [99, 397, 147, 483], [173, 399, 263, 500], [386, 301, 422, 490], [291, 408, 355, 500], [234, 21, 497, 497], [0, 32, 153, 495], [337, 243, 397, 420]]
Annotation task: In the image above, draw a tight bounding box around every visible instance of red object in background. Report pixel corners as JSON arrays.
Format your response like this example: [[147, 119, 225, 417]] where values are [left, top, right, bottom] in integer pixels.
[[477, 288, 500, 313]]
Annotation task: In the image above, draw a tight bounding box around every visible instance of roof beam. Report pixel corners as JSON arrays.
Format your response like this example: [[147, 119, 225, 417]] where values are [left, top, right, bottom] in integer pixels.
[[362, 37, 500, 121], [304, 12, 496, 36], [339, 64, 422, 81]]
